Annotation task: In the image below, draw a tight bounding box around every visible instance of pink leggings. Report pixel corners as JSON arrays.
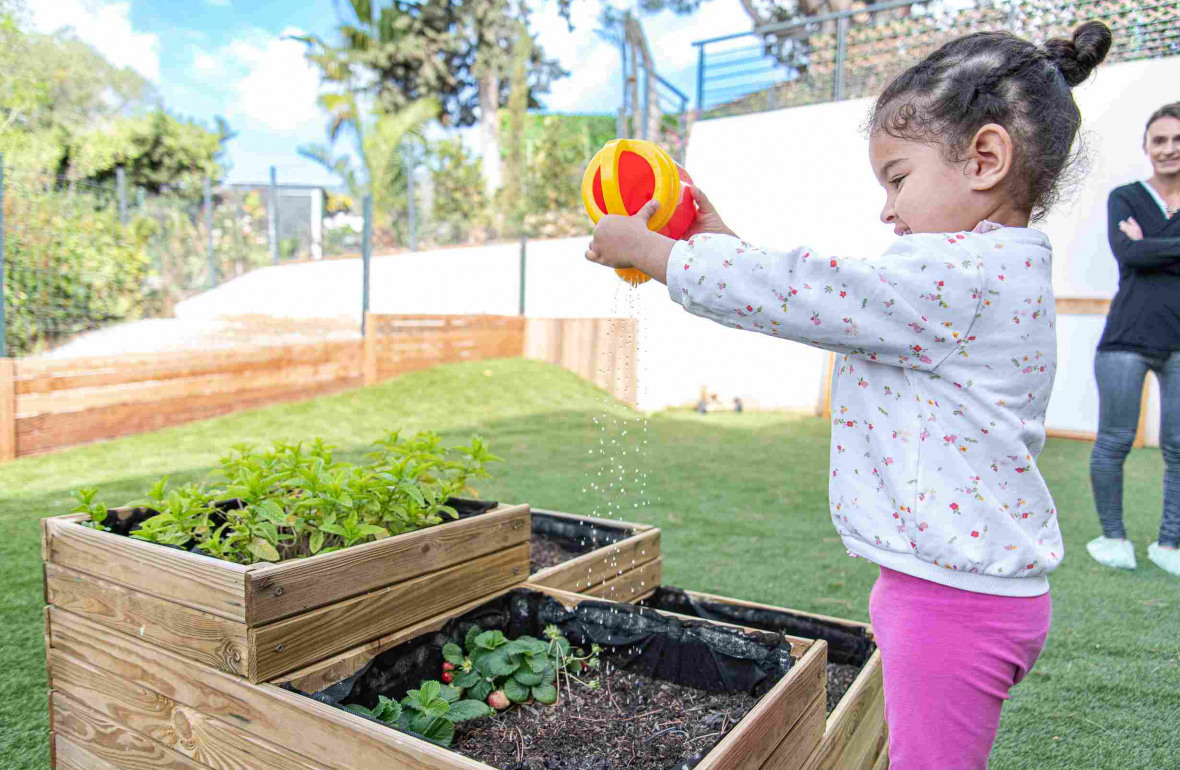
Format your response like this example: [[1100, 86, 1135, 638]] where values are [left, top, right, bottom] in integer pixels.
[[868, 566, 1051, 770]]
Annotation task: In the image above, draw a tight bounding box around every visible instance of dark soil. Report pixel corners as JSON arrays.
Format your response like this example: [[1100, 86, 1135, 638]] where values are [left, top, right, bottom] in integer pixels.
[[529, 534, 584, 573], [825, 663, 861, 715], [452, 660, 760, 770]]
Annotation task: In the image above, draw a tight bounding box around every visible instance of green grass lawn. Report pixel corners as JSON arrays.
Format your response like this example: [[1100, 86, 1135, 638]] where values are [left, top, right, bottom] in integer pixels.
[[1, 358, 1177, 769]]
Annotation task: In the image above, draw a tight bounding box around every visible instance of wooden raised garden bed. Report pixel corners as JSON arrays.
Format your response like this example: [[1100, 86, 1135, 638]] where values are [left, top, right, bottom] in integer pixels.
[[45, 585, 829, 770], [638, 587, 887, 770], [528, 508, 662, 601], [41, 500, 530, 683]]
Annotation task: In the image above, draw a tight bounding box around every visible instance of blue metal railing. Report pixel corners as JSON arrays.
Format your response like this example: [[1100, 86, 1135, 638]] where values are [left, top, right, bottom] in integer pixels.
[[692, 0, 1180, 120]]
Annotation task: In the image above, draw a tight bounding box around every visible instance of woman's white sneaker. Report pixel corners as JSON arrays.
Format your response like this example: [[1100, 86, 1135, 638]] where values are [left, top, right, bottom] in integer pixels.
[[1085, 536, 1137, 570]]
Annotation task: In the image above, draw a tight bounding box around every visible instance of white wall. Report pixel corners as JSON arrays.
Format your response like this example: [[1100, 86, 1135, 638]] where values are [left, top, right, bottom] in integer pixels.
[[681, 57, 1180, 444]]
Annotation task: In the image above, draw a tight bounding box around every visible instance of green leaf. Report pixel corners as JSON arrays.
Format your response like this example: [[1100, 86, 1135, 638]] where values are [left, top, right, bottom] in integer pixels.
[[344, 703, 374, 718], [319, 523, 347, 537], [482, 648, 520, 677], [503, 677, 529, 703], [418, 680, 441, 703], [445, 699, 494, 723], [246, 538, 281, 562], [438, 684, 461, 703], [470, 680, 492, 702], [424, 698, 450, 719], [464, 626, 482, 654], [373, 695, 401, 723], [309, 529, 325, 554], [513, 667, 543, 686], [452, 670, 480, 688], [255, 499, 287, 525], [413, 716, 455, 747], [531, 683, 558, 705], [442, 643, 465, 666], [357, 524, 389, 539], [526, 654, 549, 674], [475, 630, 507, 650], [513, 636, 547, 655]]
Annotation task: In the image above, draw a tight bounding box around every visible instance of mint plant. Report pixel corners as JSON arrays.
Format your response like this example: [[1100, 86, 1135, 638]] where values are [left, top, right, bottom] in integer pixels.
[[344, 679, 492, 747], [443, 624, 601, 709], [71, 431, 500, 565]]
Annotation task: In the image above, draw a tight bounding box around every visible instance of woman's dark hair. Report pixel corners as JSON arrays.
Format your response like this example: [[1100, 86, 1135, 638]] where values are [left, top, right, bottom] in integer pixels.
[[1145, 102, 1180, 145], [868, 21, 1112, 221]]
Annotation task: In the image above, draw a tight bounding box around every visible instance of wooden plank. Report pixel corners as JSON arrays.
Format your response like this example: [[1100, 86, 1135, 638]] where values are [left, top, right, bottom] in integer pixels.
[[0, 358, 14, 461], [760, 692, 827, 770], [249, 542, 529, 682], [14, 340, 359, 383], [51, 690, 207, 769], [45, 515, 249, 621], [683, 589, 871, 633], [871, 741, 889, 770], [47, 608, 488, 770], [696, 640, 827, 770], [246, 504, 529, 624], [55, 734, 125, 770], [821, 686, 886, 770], [18, 376, 360, 456], [529, 528, 661, 592], [582, 557, 662, 602], [45, 562, 250, 675], [1055, 297, 1111, 315], [18, 359, 358, 416], [814, 650, 885, 770], [50, 649, 326, 770], [1046, 428, 1096, 442], [532, 507, 652, 532]]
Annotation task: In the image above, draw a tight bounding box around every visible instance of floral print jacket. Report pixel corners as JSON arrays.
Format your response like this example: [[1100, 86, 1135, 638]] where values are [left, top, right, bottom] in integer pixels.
[[666, 225, 1059, 596]]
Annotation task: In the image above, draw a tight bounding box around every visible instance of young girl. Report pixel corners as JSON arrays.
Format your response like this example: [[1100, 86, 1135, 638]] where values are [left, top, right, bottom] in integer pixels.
[[585, 20, 1112, 769]]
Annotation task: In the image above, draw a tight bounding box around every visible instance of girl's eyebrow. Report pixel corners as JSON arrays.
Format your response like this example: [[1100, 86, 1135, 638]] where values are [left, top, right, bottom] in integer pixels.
[[880, 158, 907, 178]]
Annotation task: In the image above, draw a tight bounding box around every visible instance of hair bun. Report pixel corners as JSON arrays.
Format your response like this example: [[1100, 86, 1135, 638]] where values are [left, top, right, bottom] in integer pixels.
[[1043, 21, 1112, 87]]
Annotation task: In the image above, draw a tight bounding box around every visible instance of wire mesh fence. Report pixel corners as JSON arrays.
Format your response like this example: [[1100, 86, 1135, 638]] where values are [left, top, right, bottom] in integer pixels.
[[0, 158, 369, 358], [694, 0, 1180, 119]]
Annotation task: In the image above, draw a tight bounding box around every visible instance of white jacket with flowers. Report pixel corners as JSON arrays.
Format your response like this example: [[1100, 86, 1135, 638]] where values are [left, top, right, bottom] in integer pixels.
[[666, 224, 1059, 596]]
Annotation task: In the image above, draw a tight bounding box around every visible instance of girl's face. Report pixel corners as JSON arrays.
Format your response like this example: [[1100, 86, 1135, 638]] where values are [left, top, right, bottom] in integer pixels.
[[869, 131, 982, 236], [1146, 116, 1180, 178]]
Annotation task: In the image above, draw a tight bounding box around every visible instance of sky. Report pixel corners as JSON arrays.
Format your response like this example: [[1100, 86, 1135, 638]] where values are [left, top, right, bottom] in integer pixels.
[[27, 0, 755, 186]]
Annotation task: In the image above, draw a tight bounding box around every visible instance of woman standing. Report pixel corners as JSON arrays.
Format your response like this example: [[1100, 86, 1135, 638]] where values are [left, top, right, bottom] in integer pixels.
[[1089, 103, 1180, 576]]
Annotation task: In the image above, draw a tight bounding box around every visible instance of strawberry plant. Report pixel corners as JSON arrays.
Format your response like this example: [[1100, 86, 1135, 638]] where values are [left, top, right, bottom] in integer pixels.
[[344, 679, 493, 747], [71, 431, 500, 565], [443, 624, 600, 709]]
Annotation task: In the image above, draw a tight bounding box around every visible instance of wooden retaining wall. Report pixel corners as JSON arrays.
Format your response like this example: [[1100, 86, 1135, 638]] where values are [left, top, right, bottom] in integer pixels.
[[0, 314, 637, 461]]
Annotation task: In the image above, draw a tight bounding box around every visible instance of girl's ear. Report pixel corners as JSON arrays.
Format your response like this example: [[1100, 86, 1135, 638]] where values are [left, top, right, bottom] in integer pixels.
[[967, 123, 1015, 192]]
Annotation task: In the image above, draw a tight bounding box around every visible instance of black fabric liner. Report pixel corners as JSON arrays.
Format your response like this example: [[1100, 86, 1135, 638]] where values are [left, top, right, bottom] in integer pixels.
[[530, 508, 636, 555], [287, 587, 795, 769], [640, 586, 875, 667], [96, 497, 500, 555]]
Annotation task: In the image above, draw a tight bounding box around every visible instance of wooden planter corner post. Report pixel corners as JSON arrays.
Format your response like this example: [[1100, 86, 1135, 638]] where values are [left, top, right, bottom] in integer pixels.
[[527, 509, 661, 601], [0, 358, 14, 461], [42, 503, 531, 683]]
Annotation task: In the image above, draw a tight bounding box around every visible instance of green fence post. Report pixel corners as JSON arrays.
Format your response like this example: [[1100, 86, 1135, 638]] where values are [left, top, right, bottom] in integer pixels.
[[0, 152, 5, 358], [361, 195, 372, 337], [204, 175, 215, 290], [268, 166, 279, 264], [519, 234, 527, 316], [116, 165, 127, 228]]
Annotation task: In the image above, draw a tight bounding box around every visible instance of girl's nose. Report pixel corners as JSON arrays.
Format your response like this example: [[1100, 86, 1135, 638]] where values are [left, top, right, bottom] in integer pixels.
[[880, 204, 896, 225]]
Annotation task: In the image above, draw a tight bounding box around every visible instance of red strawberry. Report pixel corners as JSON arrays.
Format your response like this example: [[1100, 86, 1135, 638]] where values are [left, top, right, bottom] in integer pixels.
[[442, 662, 454, 672], [488, 691, 510, 711], [441, 672, 453, 684]]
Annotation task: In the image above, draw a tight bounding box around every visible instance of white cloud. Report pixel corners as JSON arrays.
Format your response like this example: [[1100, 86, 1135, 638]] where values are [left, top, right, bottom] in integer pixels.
[[224, 28, 322, 133], [193, 51, 220, 73], [206, 0, 231, 5], [28, 0, 161, 81]]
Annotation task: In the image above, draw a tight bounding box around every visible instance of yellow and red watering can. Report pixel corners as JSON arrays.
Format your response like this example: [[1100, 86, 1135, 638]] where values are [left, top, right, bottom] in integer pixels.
[[581, 138, 697, 286]]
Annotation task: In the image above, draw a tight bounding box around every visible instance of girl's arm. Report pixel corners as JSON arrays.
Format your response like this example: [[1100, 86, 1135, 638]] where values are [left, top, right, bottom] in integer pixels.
[[587, 202, 986, 372], [1108, 189, 1180, 269]]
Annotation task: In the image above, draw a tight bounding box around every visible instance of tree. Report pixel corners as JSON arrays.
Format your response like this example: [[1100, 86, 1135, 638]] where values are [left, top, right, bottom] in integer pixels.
[[298, 0, 565, 199]]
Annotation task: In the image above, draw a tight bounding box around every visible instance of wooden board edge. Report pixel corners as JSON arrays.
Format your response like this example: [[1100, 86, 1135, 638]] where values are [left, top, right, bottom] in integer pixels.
[[245, 503, 531, 625], [815, 650, 885, 770], [759, 691, 827, 770], [871, 741, 889, 770], [46, 516, 250, 621], [697, 640, 828, 770], [54, 734, 123, 770], [529, 528, 661, 591], [45, 562, 251, 676], [249, 543, 530, 682], [683, 589, 871, 632], [50, 690, 207, 769], [582, 557, 662, 602], [531, 507, 653, 532]]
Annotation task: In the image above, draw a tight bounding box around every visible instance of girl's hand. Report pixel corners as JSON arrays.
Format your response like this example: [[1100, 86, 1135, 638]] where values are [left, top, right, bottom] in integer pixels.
[[585, 199, 673, 283], [684, 186, 737, 239], [1119, 217, 1144, 241]]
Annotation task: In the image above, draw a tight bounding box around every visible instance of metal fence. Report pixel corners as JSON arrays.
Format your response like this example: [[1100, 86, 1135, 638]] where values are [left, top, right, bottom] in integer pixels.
[[0, 157, 367, 357], [693, 0, 1180, 120]]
